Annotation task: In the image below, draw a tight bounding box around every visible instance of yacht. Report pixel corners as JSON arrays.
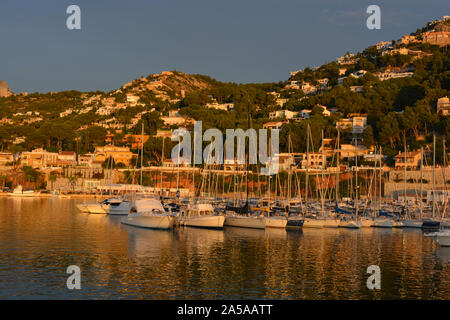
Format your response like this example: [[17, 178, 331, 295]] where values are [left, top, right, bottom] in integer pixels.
[[180, 203, 225, 229], [8, 185, 40, 197], [103, 197, 132, 215], [121, 198, 175, 230]]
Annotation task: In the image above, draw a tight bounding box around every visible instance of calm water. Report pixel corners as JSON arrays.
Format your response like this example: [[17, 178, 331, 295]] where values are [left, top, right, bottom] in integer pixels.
[[0, 197, 449, 300]]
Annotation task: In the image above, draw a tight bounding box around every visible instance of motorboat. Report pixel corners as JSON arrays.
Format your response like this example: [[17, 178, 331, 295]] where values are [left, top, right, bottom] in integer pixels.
[[7, 185, 40, 197], [103, 197, 131, 215], [121, 198, 175, 230], [180, 203, 225, 229]]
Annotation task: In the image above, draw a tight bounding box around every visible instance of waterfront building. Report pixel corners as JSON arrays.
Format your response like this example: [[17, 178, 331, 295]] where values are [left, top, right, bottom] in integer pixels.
[[21, 148, 59, 168], [57, 151, 77, 166], [93, 145, 135, 167], [339, 144, 369, 158], [394, 151, 421, 170], [78, 153, 94, 166]]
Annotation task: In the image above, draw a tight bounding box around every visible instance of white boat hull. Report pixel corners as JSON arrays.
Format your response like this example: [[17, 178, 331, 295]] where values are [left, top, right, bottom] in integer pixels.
[[8, 192, 40, 197], [182, 215, 225, 229], [265, 217, 287, 229], [225, 216, 266, 229], [122, 215, 174, 230], [372, 219, 394, 228], [339, 220, 362, 229], [302, 218, 324, 228], [105, 202, 131, 215], [393, 220, 405, 228], [402, 220, 423, 228], [322, 218, 340, 228], [77, 203, 107, 214], [360, 218, 373, 228]]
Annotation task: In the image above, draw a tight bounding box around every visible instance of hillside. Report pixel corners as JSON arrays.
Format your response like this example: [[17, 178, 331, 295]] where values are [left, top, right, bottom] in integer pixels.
[[0, 17, 448, 166]]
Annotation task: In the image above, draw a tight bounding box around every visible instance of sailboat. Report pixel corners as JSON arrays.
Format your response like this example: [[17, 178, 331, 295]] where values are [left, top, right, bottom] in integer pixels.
[[224, 107, 270, 229], [402, 146, 424, 228], [181, 203, 225, 229], [338, 136, 361, 228], [422, 135, 441, 230]]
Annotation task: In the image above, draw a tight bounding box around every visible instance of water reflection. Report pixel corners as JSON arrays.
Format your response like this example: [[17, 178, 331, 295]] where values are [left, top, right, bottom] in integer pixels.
[[0, 198, 448, 299]]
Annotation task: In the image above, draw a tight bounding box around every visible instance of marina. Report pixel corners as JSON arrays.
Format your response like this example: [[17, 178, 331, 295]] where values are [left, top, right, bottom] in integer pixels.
[[0, 196, 449, 299]]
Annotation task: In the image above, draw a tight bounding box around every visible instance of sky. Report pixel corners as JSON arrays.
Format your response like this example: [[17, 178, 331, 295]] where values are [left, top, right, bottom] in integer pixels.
[[0, 0, 448, 93]]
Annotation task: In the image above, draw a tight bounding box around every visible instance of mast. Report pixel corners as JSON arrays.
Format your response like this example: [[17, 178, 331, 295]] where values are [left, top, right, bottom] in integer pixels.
[[246, 103, 249, 208], [305, 123, 310, 216], [419, 146, 423, 220], [355, 138, 359, 218], [140, 123, 144, 186], [404, 135, 407, 214], [336, 128, 340, 203], [379, 146, 382, 215], [321, 130, 325, 217], [433, 134, 436, 218], [160, 138, 164, 197], [443, 138, 447, 220]]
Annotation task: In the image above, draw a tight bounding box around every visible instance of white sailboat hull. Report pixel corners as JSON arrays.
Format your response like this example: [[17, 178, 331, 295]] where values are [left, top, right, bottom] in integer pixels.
[[393, 220, 405, 228], [182, 215, 225, 229], [339, 220, 362, 229], [302, 218, 324, 228], [224, 216, 266, 229], [122, 215, 174, 230], [265, 217, 287, 229], [360, 218, 373, 228], [372, 219, 394, 228], [322, 218, 340, 228]]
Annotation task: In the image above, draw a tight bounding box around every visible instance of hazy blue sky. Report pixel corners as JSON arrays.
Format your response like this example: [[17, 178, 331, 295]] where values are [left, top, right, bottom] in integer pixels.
[[0, 0, 447, 93]]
